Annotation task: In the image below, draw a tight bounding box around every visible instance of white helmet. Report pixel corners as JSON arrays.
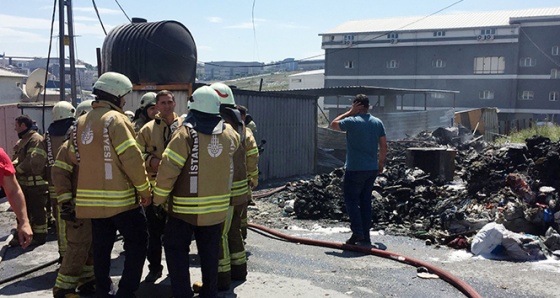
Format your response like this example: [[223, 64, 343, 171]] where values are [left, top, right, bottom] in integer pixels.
[[210, 82, 235, 106], [52, 101, 75, 121], [75, 99, 94, 117], [124, 110, 135, 120], [93, 72, 133, 99], [139, 92, 157, 109], [189, 86, 221, 114]]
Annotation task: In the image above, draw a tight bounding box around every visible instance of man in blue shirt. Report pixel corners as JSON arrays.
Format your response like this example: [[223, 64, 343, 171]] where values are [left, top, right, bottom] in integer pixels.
[[330, 94, 387, 246]]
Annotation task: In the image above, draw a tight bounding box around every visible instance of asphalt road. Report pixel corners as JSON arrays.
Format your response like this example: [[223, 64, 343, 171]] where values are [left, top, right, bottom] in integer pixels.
[[0, 200, 559, 297]]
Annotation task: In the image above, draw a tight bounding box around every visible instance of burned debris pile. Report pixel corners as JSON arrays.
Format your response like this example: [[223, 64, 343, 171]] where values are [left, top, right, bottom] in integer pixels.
[[255, 132, 560, 259]]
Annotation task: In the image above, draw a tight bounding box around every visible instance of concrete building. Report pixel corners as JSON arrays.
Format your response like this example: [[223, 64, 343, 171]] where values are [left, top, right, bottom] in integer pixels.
[[0, 69, 26, 104], [204, 61, 264, 80], [320, 7, 560, 125]]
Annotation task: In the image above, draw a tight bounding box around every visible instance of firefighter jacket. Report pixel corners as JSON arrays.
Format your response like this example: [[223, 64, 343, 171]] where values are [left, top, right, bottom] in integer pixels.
[[12, 129, 47, 187], [136, 112, 181, 181], [45, 118, 74, 197], [68, 100, 151, 219], [221, 109, 249, 206], [51, 140, 77, 204], [153, 121, 240, 226], [245, 127, 259, 189]]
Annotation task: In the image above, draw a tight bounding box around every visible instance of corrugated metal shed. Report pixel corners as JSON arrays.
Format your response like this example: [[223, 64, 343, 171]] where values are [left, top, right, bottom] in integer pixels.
[[321, 7, 560, 34], [232, 89, 317, 181]]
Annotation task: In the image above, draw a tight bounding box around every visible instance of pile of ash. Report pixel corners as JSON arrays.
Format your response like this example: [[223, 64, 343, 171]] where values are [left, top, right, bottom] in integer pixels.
[[256, 133, 560, 250]]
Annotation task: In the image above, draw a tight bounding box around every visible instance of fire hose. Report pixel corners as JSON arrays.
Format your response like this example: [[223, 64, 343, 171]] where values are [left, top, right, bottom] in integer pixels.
[[250, 184, 481, 298], [0, 185, 481, 297]]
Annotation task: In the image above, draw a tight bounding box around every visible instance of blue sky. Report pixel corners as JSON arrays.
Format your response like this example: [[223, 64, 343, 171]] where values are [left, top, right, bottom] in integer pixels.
[[1, 0, 558, 65]]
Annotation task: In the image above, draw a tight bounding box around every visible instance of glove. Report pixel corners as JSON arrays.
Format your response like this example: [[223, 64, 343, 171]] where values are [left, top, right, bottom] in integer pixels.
[[60, 202, 76, 222]]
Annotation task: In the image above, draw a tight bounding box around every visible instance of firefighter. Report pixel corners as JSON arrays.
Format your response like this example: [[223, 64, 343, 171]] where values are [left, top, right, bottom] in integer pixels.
[[236, 105, 260, 241], [154, 86, 240, 298], [45, 100, 76, 260], [132, 91, 158, 132], [51, 100, 95, 298], [11, 114, 48, 246], [136, 90, 181, 283], [68, 72, 152, 298], [209, 83, 257, 290]]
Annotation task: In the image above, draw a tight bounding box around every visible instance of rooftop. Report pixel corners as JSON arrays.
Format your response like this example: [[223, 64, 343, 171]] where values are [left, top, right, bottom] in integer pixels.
[[320, 7, 560, 35]]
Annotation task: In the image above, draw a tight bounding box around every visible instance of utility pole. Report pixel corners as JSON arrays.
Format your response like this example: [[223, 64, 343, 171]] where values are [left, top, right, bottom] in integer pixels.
[[58, 0, 78, 106]]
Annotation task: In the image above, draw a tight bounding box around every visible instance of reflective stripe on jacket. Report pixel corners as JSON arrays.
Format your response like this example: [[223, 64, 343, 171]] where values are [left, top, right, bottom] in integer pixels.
[[154, 121, 240, 226], [12, 130, 47, 186], [71, 100, 151, 219]]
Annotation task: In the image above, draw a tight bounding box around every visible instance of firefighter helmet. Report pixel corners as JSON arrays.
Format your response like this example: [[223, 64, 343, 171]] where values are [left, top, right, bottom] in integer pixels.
[[139, 92, 157, 109], [210, 82, 235, 105], [92, 72, 133, 99], [52, 101, 75, 121], [75, 99, 94, 117], [189, 86, 221, 114]]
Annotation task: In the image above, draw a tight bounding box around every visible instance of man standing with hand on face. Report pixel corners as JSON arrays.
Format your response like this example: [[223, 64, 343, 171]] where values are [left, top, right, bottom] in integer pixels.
[[330, 94, 387, 246]]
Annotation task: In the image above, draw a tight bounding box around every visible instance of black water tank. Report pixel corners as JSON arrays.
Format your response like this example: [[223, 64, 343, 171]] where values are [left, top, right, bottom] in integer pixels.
[[101, 20, 197, 84]]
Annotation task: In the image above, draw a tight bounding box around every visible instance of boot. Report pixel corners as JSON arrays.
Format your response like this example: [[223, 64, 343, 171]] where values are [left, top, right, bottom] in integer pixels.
[[53, 287, 80, 298], [217, 271, 231, 291], [30, 233, 47, 246], [231, 263, 247, 281]]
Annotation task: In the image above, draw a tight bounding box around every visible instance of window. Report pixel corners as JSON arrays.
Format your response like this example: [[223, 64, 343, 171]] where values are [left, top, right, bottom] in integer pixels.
[[343, 35, 354, 45], [431, 93, 445, 99], [520, 57, 536, 67], [480, 28, 496, 35], [473, 56, 505, 74], [386, 60, 399, 69], [551, 69, 560, 79], [433, 31, 445, 37], [550, 91, 560, 101], [432, 59, 446, 68], [520, 91, 534, 100], [387, 32, 399, 39], [479, 90, 494, 100], [344, 61, 354, 69], [552, 46, 560, 56]]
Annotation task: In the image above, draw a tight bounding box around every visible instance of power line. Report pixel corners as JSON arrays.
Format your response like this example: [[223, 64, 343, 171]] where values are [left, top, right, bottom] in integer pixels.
[[92, 0, 107, 35], [114, 0, 132, 23], [202, 0, 464, 68]]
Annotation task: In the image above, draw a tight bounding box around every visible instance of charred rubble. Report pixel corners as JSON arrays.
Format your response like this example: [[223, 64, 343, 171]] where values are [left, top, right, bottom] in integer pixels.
[[255, 131, 560, 257]]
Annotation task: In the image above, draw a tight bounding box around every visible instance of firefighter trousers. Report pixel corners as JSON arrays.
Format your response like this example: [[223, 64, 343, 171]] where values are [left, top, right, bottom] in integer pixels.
[[218, 203, 248, 289], [164, 216, 221, 298], [49, 187, 67, 257], [53, 218, 94, 293], [146, 204, 166, 273], [91, 207, 148, 298], [21, 185, 48, 237]]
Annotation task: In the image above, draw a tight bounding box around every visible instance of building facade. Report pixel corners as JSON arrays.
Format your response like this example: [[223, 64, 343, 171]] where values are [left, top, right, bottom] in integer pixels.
[[320, 8, 560, 124]]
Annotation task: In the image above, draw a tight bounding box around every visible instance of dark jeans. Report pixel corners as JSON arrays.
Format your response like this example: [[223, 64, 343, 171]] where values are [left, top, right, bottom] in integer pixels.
[[146, 204, 166, 272], [343, 170, 377, 242], [164, 216, 221, 298], [91, 207, 148, 298]]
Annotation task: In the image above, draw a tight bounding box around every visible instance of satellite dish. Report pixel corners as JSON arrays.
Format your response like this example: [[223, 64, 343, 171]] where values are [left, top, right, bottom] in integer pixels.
[[25, 68, 47, 100]]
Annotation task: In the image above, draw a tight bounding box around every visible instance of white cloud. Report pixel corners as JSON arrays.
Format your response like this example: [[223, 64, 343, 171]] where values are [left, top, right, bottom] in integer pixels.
[[73, 6, 121, 15], [0, 14, 51, 29], [0, 27, 49, 42], [207, 17, 222, 23], [74, 16, 99, 22], [225, 22, 256, 29]]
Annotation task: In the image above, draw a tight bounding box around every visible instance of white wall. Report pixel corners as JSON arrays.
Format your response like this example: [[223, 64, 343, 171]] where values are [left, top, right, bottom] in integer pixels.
[[0, 77, 24, 105]]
